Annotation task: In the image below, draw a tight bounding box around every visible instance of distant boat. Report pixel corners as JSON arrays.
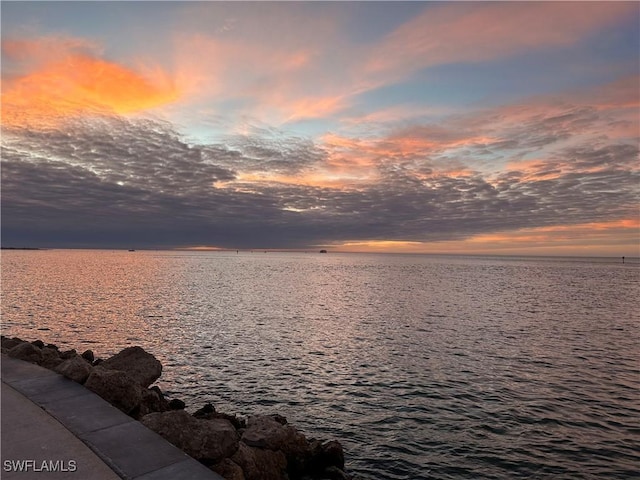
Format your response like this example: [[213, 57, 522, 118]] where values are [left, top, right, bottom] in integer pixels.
[[319, 249, 327, 253], [128, 249, 136, 252]]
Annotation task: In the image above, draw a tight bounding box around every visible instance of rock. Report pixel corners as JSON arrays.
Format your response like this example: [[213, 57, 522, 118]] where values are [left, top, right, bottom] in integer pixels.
[[216, 412, 246, 431], [8, 342, 43, 364], [271, 414, 288, 425], [59, 349, 78, 360], [40, 347, 64, 370], [55, 356, 93, 384], [93, 358, 103, 366], [231, 442, 287, 480], [31, 340, 45, 349], [193, 403, 216, 417], [322, 466, 351, 480], [194, 404, 246, 430], [46, 343, 59, 350], [1, 336, 24, 353], [81, 349, 95, 363], [211, 458, 245, 480], [242, 415, 311, 477], [137, 386, 169, 417], [100, 346, 162, 387], [2, 336, 23, 348], [168, 399, 186, 410], [85, 367, 144, 415], [243, 415, 309, 455], [308, 440, 345, 471], [1, 335, 19, 346], [149, 385, 165, 398], [141, 411, 239, 463]]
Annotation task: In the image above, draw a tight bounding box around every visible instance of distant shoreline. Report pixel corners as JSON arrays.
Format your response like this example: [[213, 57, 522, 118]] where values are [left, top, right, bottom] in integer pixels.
[[1, 247, 637, 262]]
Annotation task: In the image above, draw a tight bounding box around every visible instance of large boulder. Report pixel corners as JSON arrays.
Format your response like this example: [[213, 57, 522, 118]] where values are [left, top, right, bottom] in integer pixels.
[[8, 342, 43, 364], [81, 349, 95, 363], [84, 367, 144, 415], [138, 386, 170, 417], [193, 403, 217, 417], [40, 347, 64, 370], [194, 403, 246, 430], [55, 356, 93, 384], [141, 410, 239, 463], [231, 442, 287, 480], [321, 466, 351, 480], [308, 439, 345, 471], [59, 349, 78, 360], [1, 336, 24, 352], [242, 415, 311, 477], [168, 399, 186, 410], [211, 458, 245, 480], [243, 415, 309, 456], [100, 346, 162, 387], [304, 439, 350, 479]]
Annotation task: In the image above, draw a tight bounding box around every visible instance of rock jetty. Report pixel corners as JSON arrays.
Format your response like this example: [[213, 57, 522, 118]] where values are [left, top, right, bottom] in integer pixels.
[[1, 335, 353, 480]]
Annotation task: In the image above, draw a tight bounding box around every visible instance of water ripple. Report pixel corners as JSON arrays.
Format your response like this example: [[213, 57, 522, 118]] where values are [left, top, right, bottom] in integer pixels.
[[2, 251, 639, 479]]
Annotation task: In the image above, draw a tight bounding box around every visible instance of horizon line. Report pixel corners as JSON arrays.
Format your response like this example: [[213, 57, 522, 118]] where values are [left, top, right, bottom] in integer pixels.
[[2, 246, 637, 260]]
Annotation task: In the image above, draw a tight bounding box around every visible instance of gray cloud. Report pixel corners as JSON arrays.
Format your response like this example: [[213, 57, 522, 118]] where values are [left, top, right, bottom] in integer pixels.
[[224, 131, 326, 175], [2, 108, 638, 249]]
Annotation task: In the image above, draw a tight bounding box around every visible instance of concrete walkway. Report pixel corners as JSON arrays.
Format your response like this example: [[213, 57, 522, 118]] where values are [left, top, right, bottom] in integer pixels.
[[2, 382, 120, 480], [1, 355, 223, 480]]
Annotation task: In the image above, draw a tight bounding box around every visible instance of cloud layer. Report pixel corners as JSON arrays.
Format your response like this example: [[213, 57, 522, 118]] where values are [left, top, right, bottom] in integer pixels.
[[3, 89, 637, 251], [1, 2, 638, 253], [2, 37, 178, 128]]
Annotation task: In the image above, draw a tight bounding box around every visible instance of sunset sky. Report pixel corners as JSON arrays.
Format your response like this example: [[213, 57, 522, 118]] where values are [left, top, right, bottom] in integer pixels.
[[2, 1, 639, 255]]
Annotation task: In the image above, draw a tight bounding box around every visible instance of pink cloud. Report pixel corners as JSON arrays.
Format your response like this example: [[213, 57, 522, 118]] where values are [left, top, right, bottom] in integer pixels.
[[311, 73, 639, 188], [362, 2, 637, 87], [2, 36, 101, 67], [168, 31, 352, 126]]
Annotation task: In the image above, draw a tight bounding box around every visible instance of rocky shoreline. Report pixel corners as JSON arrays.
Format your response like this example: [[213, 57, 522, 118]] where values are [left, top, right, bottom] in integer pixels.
[[1, 336, 355, 480]]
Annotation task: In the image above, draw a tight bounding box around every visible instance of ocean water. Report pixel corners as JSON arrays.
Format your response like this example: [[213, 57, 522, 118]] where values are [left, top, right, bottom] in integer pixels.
[[2, 250, 639, 479]]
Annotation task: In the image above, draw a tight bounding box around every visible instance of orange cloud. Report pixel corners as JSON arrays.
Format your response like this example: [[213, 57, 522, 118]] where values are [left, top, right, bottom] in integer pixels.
[[453, 220, 640, 256], [470, 219, 639, 243], [334, 240, 427, 253], [177, 245, 225, 251], [333, 219, 640, 256], [224, 169, 374, 190], [2, 37, 179, 128]]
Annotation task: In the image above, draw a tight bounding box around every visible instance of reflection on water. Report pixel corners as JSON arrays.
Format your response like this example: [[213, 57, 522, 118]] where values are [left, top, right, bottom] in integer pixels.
[[2, 250, 639, 480], [2, 250, 179, 351]]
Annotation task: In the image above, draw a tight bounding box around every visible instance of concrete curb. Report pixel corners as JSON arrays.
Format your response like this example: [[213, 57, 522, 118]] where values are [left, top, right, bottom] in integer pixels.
[[1, 355, 223, 480]]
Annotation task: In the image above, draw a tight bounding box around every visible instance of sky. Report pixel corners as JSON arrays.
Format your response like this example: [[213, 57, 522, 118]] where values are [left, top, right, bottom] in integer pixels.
[[1, 1, 639, 255]]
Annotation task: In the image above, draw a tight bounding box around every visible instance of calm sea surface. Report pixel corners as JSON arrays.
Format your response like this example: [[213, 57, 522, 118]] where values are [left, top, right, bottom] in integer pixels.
[[2, 250, 639, 479]]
